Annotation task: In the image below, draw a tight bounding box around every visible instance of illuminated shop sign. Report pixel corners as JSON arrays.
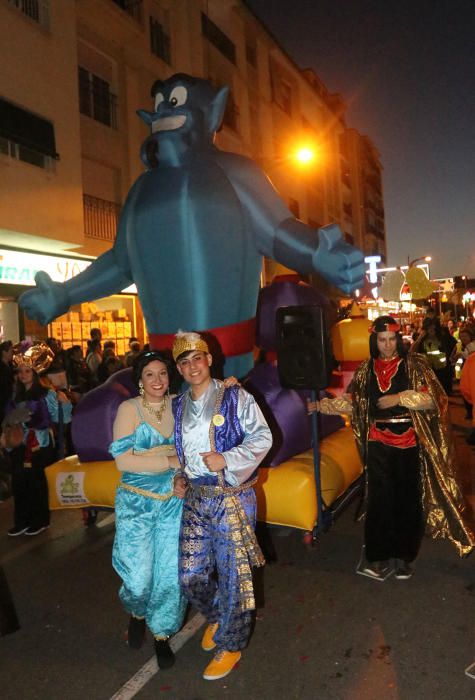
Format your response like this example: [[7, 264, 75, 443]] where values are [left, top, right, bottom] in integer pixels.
[[0, 249, 136, 293]]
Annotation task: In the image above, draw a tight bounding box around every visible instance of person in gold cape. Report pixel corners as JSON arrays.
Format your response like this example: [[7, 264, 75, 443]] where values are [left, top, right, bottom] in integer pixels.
[[315, 315, 474, 581]]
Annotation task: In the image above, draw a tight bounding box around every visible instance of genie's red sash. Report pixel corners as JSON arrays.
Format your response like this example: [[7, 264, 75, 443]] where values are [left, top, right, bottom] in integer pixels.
[[149, 317, 256, 357]]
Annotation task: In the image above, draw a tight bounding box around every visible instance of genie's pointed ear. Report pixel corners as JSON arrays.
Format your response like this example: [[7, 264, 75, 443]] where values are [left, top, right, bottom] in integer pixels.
[[207, 86, 229, 134], [137, 109, 154, 125]]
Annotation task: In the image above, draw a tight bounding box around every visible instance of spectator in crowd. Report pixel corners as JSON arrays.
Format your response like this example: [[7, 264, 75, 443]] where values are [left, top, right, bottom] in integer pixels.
[[460, 325, 475, 430], [0, 341, 14, 425], [86, 328, 102, 356], [86, 338, 102, 384], [66, 345, 93, 397], [446, 319, 456, 336], [103, 340, 116, 356], [402, 323, 415, 351], [457, 324, 475, 362], [125, 341, 141, 367], [124, 337, 139, 364], [411, 317, 457, 394], [5, 344, 72, 536], [90, 327, 102, 343], [98, 354, 123, 383], [46, 337, 67, 374]]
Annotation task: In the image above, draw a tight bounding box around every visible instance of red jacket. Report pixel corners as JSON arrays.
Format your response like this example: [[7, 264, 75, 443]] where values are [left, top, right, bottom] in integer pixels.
[[460, 352, 475, 425]]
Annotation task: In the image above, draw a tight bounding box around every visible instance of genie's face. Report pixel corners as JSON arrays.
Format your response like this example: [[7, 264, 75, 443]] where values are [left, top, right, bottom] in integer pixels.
[[152, 82, 194, 137], [138, 74, 229, 161]]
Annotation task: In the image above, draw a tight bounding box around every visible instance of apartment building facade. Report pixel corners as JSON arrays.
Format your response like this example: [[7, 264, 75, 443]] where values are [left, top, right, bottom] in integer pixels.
[[0, 0, 386, 344]]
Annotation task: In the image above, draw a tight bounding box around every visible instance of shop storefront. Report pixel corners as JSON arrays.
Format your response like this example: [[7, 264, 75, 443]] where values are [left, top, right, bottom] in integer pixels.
[[0, 247, 145, 355]]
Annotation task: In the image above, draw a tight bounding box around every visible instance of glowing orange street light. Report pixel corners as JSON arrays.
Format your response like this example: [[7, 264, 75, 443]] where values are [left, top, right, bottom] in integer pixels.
[[294, 146, 316, 165]]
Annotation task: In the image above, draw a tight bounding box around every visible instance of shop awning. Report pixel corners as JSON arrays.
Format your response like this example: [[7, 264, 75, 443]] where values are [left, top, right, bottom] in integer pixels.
[[0, 98, 58, 159]]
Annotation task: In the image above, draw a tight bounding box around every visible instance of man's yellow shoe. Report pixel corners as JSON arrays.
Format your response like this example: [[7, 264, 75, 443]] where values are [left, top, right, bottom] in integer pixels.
[[201, 622, 219, 651], [203, 650, 241, 680]]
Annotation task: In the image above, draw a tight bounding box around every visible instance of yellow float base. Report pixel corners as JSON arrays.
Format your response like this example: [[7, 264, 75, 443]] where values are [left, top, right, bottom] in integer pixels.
[[255, 427, 362, 530], [46, 427, 362, 532]]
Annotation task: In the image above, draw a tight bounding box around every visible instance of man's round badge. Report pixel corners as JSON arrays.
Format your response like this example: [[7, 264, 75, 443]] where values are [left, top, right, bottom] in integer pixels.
[[212, 414, 225, 426]]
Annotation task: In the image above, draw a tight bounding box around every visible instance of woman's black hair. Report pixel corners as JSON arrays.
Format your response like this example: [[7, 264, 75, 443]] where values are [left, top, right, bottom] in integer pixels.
[[369, 315, 407, 359], [14, 369, 48, 401], [132, 349, 181, 394]]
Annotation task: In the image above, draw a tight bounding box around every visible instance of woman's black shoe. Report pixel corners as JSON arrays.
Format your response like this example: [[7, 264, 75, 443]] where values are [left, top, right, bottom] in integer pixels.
[[154, 638, 175, 669], [127, 616, 146, 649]]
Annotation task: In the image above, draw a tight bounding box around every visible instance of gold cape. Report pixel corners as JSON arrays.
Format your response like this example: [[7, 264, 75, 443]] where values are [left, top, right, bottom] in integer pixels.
[[351, 353, 474, 557]]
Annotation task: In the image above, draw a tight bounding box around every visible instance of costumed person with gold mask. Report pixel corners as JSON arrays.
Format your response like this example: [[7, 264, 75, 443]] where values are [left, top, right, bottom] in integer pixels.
[[5, 343, 72, 537], [109, 350, 186, 670], [313, 315, 474, 581], [172, 332, 272, 681]]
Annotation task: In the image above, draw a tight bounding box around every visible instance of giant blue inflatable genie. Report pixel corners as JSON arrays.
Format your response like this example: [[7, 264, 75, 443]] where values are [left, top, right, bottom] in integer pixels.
[[20, 73, 364, 376]]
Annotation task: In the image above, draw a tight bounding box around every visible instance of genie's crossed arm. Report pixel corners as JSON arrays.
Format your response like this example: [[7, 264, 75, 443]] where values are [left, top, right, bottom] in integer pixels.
[[217, 152, 365, 293]]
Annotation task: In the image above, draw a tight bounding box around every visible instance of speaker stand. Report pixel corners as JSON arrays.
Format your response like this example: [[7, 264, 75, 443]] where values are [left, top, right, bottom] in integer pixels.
[[310, 389, 331, 537]]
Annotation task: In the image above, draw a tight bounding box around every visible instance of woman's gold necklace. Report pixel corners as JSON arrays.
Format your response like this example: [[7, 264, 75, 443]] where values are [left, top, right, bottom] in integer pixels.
[[142, 395, 168, 424]]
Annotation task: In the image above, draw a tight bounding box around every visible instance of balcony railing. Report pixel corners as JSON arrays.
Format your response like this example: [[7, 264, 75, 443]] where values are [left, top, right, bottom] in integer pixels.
[[0, 136, 55, 170], [83, 194, 121, 242], [8, 0, 50, 28]]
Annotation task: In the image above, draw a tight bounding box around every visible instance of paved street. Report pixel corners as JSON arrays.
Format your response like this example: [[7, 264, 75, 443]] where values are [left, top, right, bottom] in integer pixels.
[[0, 392, 474, 700]]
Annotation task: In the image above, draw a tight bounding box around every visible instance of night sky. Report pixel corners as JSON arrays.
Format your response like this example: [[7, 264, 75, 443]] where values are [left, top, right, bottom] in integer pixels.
[[246, 0, 475, 279]]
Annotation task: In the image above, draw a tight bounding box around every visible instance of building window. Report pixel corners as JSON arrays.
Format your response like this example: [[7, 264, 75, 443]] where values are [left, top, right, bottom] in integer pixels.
[[0, 98, 58, 168], [270, 61, 293, 116], [201, 13, 236, 64], [78, 67, 118, 128], [149, 16, 171, 64], [83, 194, 121, 241], [8, 0, 50, 28], [111, 0, 142, 22]]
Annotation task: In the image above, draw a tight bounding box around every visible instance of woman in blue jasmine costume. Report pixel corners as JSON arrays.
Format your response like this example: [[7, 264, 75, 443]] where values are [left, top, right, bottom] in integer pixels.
[[110, 350, 186, 670]]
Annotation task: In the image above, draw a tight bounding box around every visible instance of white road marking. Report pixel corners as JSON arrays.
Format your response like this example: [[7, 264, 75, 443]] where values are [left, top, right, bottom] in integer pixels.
[[109, 613, 206, 699], [96, 513, 116, 528]]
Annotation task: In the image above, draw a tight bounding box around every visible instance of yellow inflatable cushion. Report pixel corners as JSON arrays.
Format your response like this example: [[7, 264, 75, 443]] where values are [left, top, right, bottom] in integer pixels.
[[46, 427, 362, 531], [46, 455, 120, 510], [255, 427, 362, 530]]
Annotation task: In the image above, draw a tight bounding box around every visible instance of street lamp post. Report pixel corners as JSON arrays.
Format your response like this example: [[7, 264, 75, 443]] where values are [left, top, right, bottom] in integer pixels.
[[407, 255, 432, 275], [462, 275, 468, 317]]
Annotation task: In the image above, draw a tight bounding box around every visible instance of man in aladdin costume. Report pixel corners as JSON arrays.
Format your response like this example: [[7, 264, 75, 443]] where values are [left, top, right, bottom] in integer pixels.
[[172, 331, 272, 680], [317, 316, 474, 580], [19, 74, 364, 377]]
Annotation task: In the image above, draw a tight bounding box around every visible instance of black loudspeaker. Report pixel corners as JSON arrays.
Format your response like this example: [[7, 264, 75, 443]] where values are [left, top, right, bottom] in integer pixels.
[[276, 305, 332, 390]]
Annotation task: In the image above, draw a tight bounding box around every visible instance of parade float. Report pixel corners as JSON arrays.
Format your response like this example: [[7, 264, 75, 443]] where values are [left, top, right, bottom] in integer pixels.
[[18, 74, 365, 538], [45, 282, 368, 539]]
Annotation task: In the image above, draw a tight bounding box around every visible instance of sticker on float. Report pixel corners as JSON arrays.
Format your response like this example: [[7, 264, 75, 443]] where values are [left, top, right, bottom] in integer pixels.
[[56, 472, 89, 506]]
